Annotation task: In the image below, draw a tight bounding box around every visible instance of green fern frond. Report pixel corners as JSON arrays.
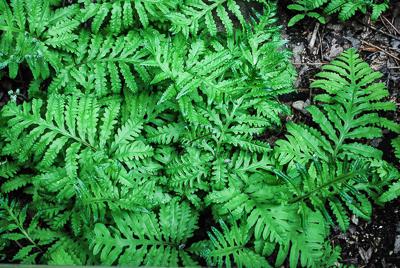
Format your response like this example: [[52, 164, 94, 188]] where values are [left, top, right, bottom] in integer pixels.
[[276, 49, 399, 166], [1, 94, 157, 171], [79, 0, 180, 32], [0, 161, 19, 179], [0, 196, 60, 263], [190, 220, 271, 268], [288, 0, 389, 25], [0, 0, 79, 79], [166, 148, 211, 191], [48, 31, 148, 95], [392, 137, 400, 160], [168, 0, 266, 37], [91, 200, 199, 266]]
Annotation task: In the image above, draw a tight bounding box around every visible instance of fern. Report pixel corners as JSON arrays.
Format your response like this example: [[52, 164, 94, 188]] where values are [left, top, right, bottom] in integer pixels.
[[288, 0, 389, 25], [92, 200, 199, 266], [275, 49, 399, 234], [392, 137, 400, 160], [0, 0, 398, 267], [287, 0, 328, 26], [325, 0, 389, 20], [276, 49, 399, 165], [0, 196, 60, 263], [168, 0, 266, 37], [190, 220, 271, 268], [0, 92, 176, 226], [378, 137, 400, 203], [79, 0, 180, 32], [1, 94, 156, 169], [48, 31, 150, 95], [0, 0, 79, 79]]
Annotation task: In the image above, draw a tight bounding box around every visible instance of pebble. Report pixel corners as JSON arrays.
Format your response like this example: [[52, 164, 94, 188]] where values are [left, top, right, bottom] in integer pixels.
[[292, 99, 310, 112], [328, 44, 344, 59], [394, 235, 400, 254]]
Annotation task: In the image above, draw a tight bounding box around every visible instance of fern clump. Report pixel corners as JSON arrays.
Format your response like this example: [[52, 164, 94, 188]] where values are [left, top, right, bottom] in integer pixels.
[[275, 48, 399, 234], [0, 0, 399, 267], [0, 0, 80, 79], [288, 0, 389, 26]]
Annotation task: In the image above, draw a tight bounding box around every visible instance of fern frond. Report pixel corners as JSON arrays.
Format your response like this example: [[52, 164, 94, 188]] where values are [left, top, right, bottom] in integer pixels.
[[289, 0, 389, 25], [166, 148, 211, 191], [1, 94, 156, 170], [167, 0, 264, 37], [0, 196, 59, 263], [91, 200, 199, 266], [276, 49, 398, 166], [0, 0, 79, 79], [190, 220, 271, 268], [79, 0, 179, 32], [48, 31, 148, 95], [0, 161, 19, 179], [392, 137, 400, 160]]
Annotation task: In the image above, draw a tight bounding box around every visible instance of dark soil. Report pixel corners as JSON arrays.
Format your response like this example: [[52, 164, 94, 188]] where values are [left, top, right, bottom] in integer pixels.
[[277, 1, 400, 266], [331, 199, 400, 267]]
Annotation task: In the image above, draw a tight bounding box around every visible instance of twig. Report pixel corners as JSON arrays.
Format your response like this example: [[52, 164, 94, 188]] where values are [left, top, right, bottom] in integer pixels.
[[361, 40, 400, 62], [381, 16, 400, 36], [358, 20, 400, 41], [309, 22, 320, 49], [292, 62, 328, 66]]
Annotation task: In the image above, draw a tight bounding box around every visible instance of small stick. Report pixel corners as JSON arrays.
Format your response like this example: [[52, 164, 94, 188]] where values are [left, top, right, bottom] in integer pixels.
[[361, 40, 400, 62], [381, 16, 400, 36], [309, 22, 320, 49], [292, 62, 327, 66], [358, 20, 400, 41]]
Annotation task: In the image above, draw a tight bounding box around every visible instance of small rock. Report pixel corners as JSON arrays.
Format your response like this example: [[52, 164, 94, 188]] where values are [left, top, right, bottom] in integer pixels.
[[351, 215, 359, 225], [327, 24, 344, 32], [391, 39, 400, 50], [344, 36, 361, 48], [394, 235, 400, 254], [359, 247, 373, 263], [371, 138, 383, 147], [292, 99, 310, 112], [292, 43, 304, 64], [328, 44, 344, 59], [349, 225, 357, 235]]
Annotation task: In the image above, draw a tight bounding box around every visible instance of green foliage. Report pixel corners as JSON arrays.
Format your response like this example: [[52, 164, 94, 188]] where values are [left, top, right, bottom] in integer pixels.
[[277, 49, 399, 165], [0, 196, 61, 264], [190, 220, 271, 268], [377, 137, 400, 203], [92, 200, 199, 266], [0, 0, 80, 78], [288, 0, 389, 26], [0, 0, 399, 267], [275, 48, 399, 233]]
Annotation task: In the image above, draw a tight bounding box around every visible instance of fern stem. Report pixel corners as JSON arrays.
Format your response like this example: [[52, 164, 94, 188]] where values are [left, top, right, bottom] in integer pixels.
[[332, 51, 357, 159], [191, 0, 227, 21], [2, 203, 42, 252], [38, 120, 97, 151], [289, 171, 361, 204], [0, 26, 23, 33]]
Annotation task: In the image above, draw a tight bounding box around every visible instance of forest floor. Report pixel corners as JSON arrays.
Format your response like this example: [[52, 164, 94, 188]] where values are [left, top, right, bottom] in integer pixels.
[[278, 1, 400, 267]]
